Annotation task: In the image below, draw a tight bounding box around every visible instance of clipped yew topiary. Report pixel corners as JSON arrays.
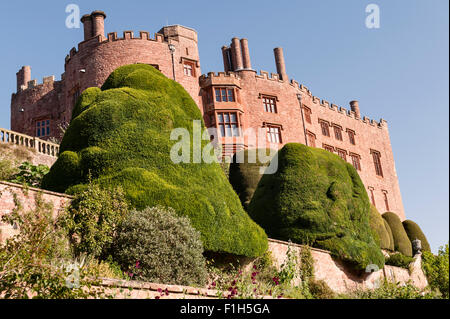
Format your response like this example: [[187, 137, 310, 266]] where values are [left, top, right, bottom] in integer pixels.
[[383, 219, 395, 251], [369, 205, 394, 251], [42, 64, 267, 258], [402, 220, 431, 252], [248, 143, 384, 271], [382, 212, 413, 257], [228, 149, 276, 210]]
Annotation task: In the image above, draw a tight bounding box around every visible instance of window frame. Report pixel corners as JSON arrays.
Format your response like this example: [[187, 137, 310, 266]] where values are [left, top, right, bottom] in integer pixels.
[[333, 124, 343, 141], [36, 119, 51, 137], [350, 152, 361, 171], [214, 87, 235, 103], [346, 128, 356, 145], [371, 149, 384, 177], [319, 119, 330, 137], [262, 95, 277, 113], [303, 105, 312, 124], [306, 130, 316, 148], [322, 143, 335, 153], [217, 111, 240, 137], [337, 148, 347, 161], [264, 124, 282, 144], [383, 191, 390, 211]]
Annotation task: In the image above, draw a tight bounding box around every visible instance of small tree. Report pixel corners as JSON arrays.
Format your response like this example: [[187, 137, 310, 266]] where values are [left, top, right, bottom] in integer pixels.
[[62, 182, 129, 258], [422, 244, 449, 298], [112, 206, 208, 287], [10, 161, 49, 187]]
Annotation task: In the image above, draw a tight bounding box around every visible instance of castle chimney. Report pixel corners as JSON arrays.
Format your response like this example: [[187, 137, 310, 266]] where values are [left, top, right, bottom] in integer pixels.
[[350, 101, 361, 118], [81, 14, 93, 40], [91, 10, 107, 38], [222, 46, 231, 72], [274, 47, 288, 81], [16, 66, 31, 92], [231, 38, 244, 71], [240, 38, 252, 70]]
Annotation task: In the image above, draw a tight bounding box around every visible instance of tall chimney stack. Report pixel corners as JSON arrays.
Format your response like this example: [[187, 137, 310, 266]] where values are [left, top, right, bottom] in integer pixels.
[[274, 47, 288, 81], [81, 14, 93, 40], [231, 38, 244, 71], [222, 46, 231, 72], [240, 38, 252, 70], [16, 66, 31, 92], [350, 101, 361, 118], [91, 11, 107, 38]]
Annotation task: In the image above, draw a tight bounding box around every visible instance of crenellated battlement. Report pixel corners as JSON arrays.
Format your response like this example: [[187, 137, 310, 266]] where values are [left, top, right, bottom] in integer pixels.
[[14, 75, 57, 95], [255, 70, 283, 82], [65, 30, 167, 63], [308, 91, 387, 129]]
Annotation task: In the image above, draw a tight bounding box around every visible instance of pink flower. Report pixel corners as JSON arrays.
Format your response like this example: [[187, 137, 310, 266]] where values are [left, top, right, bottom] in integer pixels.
[[135, 261, 140, 269]]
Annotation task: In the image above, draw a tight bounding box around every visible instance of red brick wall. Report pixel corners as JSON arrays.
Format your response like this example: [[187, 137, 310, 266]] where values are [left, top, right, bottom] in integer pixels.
[[0, 181, 72, 243]]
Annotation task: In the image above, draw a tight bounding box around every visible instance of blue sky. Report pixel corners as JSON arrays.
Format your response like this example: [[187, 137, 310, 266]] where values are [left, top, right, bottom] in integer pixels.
[[0, 1, 448, 252]]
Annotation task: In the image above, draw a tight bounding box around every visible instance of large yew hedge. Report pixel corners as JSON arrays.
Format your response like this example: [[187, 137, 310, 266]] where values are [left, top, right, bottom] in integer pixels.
[[42, 64, 267, 258], [248, 143, 384, 271], [402, 220, 431, 252]]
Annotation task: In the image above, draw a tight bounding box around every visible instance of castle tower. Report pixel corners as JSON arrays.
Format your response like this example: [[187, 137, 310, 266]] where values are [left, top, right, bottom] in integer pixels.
[[16, 66, 31, 92], [81, 10, 107, 41], [350, 100, 361, 118]]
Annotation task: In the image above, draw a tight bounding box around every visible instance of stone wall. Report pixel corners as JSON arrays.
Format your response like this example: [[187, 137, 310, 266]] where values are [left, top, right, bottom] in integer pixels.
[[0, 181, 72, 242], [267, 238, 428, 294]]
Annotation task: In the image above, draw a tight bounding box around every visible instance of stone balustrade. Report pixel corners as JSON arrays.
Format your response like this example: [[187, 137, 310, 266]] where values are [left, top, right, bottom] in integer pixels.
[[0, 128, 59, 157]]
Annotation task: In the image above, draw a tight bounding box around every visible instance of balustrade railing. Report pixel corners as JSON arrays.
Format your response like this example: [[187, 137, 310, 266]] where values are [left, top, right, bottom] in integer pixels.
[[0, 128, 59, 157]]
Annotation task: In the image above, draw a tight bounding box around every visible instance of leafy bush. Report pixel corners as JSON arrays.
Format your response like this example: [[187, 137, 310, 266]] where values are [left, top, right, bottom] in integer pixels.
[[248, 143, 384, 271], [10, 161, 49, 187], [112, 206, 208, 286], [0, 193, 103, 298], [382, 212, 413, 257], [61, 182, 130, 258], [342, 280, 440, 299], [0, 159, 17, 181], [308, 279, 335, 299], [385, 253, 414, 268], [228, 149, 276, 210], [402, 220, 431, 252], [42, 64, 267, 258], [422, 244, 449, 298], [369, 205, 394, 251]]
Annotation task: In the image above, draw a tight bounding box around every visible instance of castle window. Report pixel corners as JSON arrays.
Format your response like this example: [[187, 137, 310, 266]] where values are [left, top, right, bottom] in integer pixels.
[[319, 120, 330, 137], [303, 106, 312, 124], [337, 148, 347, 161], [369, 187, 376, 207], [371, 150, 383, 177], [350, 153, 361, 171], [347, 129, 356, 145], [183, 61, 195, 77], [217, 112, 240, 137], [333, 124, 343, 141], [263, 96, 277, 113], [323, 144, 334, 153], [36, 120, 50, 137], [306, 130, 316, 148], [383, 191, 390, 211], [267, 125, 282, 144], [215, 87, 235, 102]]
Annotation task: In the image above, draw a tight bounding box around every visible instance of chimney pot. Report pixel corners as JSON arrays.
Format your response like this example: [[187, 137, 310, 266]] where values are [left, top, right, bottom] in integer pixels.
[[274, 47, 288, 81]]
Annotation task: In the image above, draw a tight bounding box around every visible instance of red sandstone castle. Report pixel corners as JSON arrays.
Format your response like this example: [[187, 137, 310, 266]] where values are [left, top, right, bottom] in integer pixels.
[[10, 10, 405, 219]]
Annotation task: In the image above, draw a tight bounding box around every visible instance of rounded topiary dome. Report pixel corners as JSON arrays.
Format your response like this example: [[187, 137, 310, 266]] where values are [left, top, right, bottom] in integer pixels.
[[402, 220, 431, 252], [369, 205, 394, 251], [42, 64, 267, 258], [248, 143, 384, 271], [382, 212, 413, 257]]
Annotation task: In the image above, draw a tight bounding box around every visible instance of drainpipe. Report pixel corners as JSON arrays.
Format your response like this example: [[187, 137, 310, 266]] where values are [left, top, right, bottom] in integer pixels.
[[297, 94, 308, 146], [169, 43, 176, 81]]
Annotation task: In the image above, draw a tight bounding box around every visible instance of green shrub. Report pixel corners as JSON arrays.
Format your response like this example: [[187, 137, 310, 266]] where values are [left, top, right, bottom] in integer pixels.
[[369, 205, 394, 251], [10, 161, 49, 187], [402, 220, 431, 252], [422, 244, 449, 298], [385, 253, 414, 268], [308, 279, 335, 299], [41, 64, 267, 258], [61, 182, 130, 258], [0, 159, 17, 181], [383, 219, 395, 251], [248, 143, 384, 271], [112, 206, 208, 286], [342, 280, 439, 299], [0, 193, 103, 298], [228, 149, 276, 210], [382, 212, 413, 257]]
